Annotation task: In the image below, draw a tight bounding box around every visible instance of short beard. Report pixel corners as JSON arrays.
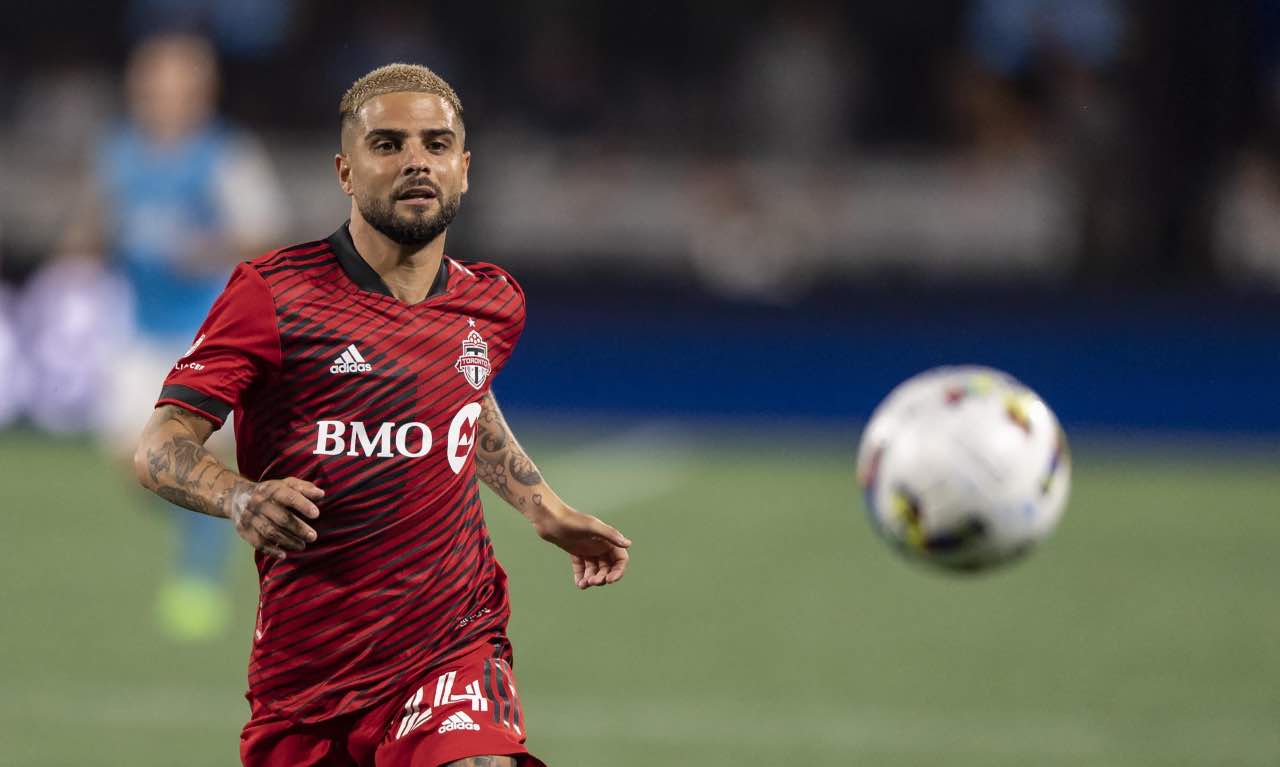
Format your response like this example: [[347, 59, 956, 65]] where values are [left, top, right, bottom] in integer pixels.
[[358, 191, 461, 248]]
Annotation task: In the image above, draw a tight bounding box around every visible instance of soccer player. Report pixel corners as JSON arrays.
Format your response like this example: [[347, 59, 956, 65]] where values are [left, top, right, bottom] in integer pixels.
[[134, 64, 631, 767], [64, 33, 288, 640]]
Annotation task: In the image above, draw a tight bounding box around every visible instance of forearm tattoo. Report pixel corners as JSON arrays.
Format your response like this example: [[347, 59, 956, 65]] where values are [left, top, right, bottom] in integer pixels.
[[141, 406, 249, 518], [475, 393, 544, 510]]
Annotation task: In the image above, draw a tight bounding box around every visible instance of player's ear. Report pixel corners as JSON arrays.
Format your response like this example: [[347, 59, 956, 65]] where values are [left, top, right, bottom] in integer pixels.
[[461, 150, 470, 195], [335, 153, 353, 197]]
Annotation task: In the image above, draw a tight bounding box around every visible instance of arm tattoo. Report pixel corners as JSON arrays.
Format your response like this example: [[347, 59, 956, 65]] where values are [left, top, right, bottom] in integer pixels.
[[139, 406, 250, 519], [475, 450, 513, 504], [508, 453, 542, 486], [479, 421, 508, 453], [146, 448, 171, 486], [443, 758, 516, 767], [475, 393, 544, 510]]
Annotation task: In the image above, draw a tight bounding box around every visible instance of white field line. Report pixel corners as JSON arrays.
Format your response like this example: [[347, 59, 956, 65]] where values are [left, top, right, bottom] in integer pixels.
[[3, 686, 1277, 762]]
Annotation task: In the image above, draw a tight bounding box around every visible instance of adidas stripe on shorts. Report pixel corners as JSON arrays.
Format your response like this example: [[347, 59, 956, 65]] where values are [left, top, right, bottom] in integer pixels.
[[240, 641, 544, 767]]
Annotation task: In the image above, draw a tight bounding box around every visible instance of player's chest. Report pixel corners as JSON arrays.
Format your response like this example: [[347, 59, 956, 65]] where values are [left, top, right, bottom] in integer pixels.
[[276, 305, 497, 419]]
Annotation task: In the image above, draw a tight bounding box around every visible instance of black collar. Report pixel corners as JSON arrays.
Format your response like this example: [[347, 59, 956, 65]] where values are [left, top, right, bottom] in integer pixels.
[[326, 223, 449, 300]]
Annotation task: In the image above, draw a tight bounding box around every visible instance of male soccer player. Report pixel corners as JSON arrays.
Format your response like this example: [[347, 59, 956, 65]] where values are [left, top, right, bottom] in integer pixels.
[[134, 63, 631, 767], [68, 33, 288, 640]]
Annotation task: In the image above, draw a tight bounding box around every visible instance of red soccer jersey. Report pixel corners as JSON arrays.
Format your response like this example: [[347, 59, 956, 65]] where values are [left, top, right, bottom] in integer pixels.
[[158, 225, 526, 722]]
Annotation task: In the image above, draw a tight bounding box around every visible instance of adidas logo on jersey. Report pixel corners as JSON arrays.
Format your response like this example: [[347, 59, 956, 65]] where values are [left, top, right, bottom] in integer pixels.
[[437, 711, 481, 734], [330, 344, 372, 374]]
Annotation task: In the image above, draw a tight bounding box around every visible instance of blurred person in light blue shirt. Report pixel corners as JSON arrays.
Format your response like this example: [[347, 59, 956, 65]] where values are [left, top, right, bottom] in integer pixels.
[[95, 33, 284, 341], [54, 32, 286, 640]]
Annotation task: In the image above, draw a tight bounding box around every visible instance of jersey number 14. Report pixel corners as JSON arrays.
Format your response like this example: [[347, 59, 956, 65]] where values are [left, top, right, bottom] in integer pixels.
[[434, 669, 488, 712]]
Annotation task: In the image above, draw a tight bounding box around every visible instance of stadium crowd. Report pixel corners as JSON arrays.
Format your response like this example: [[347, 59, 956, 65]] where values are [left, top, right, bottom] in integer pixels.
[[2, 0, 1280, 435]]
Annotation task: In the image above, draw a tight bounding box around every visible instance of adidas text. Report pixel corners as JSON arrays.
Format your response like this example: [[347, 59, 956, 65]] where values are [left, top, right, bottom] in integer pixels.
[[438, 712, 481, 734], [330, 344, 373, 374]]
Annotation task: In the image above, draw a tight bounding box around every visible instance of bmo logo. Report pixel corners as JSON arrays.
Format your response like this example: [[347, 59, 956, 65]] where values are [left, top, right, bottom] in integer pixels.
[[315, 403, 481, 472], [446, 402, 481, 472], [315, 421, 432, 458]]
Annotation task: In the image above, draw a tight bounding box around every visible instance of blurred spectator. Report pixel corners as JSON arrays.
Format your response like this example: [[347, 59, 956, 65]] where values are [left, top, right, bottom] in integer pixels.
[[689, 2, 856, 300], [957, 0, 1124, 154], [1094, 1, 1254, 285], [44, 33, 287, 640], [733, 2, 860, 159], [1215, 150, 1280, 287], [126, 0, 294, 58], [3, 1, 1280, 304], [958, 0, 1133, 284], [1214, 0, 1280, 286]]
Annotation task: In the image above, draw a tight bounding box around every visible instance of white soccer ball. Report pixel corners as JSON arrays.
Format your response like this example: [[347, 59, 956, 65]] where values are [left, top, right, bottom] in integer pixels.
[[856, 366, 1071, 572]]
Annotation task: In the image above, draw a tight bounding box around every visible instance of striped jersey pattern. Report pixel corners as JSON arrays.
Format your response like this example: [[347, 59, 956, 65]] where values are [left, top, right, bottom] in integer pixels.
[[158, 225, 526, 722]]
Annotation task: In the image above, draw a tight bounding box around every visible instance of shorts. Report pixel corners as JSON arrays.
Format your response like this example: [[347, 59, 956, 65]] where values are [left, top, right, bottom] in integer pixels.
[[240, 642, 545, 767]]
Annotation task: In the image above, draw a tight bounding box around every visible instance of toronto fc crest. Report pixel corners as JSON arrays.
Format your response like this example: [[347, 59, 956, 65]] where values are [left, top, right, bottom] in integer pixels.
[[454, 329, 492, 390]]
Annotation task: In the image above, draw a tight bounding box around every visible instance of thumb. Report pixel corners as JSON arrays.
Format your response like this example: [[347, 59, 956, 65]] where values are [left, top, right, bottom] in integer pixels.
[[589, 517, 631, 548]]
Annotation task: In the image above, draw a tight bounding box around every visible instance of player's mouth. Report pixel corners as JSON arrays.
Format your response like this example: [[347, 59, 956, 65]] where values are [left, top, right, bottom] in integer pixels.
[[396, 186, 439, 206]]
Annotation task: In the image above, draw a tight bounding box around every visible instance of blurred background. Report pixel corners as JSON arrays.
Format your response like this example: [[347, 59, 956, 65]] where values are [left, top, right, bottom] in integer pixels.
[[1, 2, 1277, 766]]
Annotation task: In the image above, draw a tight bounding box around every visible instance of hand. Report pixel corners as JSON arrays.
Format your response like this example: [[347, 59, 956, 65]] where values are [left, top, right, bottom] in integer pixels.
[[534, 503, 632, 589], [229, 477, 323, 560]]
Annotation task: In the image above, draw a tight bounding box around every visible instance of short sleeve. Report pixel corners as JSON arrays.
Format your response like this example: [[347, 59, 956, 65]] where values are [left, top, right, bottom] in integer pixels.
[[463, 261, 525, 383], [156, 263, 280, 428]]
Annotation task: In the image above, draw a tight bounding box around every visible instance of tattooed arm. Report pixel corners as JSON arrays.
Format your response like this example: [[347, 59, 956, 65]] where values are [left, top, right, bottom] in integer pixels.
[[475, 392, 632, 589], [474, 392, 547, 510], [134, 405, 324, 559]]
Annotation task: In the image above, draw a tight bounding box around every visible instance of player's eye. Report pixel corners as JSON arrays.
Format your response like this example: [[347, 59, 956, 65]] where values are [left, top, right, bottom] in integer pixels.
[[429, 141, 447, 152], [373, 140, 398, 153]]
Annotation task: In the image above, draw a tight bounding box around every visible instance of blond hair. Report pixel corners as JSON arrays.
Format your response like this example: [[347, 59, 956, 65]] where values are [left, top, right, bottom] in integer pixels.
[[339, 63, 463, 131]]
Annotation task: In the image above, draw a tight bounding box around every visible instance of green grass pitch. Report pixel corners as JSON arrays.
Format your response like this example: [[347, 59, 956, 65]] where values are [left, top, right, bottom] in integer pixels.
[[1, 428, 1277, 766]]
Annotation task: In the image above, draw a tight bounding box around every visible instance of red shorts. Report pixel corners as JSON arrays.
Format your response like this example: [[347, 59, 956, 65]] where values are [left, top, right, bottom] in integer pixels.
[[240, 643, 545, 767]]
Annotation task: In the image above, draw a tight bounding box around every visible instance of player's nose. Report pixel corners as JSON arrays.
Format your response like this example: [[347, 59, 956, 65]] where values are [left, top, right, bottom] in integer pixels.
[[400, 158, 431, 176], [401, 143, 432, 175]]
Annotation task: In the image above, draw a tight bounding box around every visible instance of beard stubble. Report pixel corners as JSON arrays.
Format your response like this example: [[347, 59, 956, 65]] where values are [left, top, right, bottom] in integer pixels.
[[357, 188, 462, 247]]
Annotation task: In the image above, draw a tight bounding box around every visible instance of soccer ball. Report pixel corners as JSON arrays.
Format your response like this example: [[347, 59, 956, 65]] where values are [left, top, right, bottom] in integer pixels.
[[856, 366, 1070, 572]]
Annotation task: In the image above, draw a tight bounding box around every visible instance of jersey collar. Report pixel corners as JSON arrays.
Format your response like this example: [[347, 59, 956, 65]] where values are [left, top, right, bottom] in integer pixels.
[[327, 222, 449, 300]]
